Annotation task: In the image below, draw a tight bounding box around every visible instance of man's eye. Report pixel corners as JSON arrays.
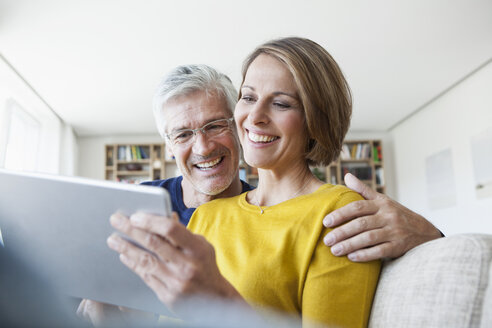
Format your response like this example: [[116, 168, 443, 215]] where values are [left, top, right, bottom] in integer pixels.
[[175, 131, 193, 139], [205, 124, 224, 131]]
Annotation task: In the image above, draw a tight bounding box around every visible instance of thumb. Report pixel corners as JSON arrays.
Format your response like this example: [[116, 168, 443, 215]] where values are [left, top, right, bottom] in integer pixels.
[[344, 173, 381, 200]]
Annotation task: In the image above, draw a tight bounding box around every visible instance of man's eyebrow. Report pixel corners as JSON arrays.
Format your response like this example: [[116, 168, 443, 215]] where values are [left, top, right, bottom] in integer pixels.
[[242, 85, 299, 100], [169, 117, 229, 132]]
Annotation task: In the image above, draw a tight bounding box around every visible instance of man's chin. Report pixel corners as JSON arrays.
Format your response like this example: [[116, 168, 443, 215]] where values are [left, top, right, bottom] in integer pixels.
[[196, 184, 229, 196]]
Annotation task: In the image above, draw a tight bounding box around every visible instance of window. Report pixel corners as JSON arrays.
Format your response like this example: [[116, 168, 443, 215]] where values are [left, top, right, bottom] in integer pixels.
[[2, 101, 41, 171]]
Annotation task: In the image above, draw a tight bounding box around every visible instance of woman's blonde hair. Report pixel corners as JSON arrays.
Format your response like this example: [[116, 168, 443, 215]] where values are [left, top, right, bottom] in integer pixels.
[[240, 37, 352, 166]]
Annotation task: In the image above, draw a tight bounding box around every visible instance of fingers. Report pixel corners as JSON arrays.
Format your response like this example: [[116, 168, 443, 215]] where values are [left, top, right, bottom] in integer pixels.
[[110, 213, 186, 261], [324, 214, 383, 247], [344, 173, 383, 201], [76, 299, 86, 318], [346, 242, 395, 262], [108, 232, 184, 274], [76, 299, 105, 327], [323, 199, 379, 229], [129, 212, 195, 250], [326, 225, 385, 256]]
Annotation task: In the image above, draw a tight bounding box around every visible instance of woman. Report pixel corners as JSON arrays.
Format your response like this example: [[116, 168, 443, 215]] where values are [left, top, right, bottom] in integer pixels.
[[103, 37, 380, 327], [186, 37, 380, 327]]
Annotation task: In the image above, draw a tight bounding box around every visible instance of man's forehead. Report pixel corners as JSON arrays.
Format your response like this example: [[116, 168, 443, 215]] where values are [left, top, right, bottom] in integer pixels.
[[163, 93, 231, 132]]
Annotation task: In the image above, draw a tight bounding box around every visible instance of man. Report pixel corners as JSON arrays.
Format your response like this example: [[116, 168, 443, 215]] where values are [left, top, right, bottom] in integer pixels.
[[79, 64, 441, 323]]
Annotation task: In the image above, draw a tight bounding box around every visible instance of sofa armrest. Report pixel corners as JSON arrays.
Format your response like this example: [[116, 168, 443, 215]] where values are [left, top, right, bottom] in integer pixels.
[[369, 234, 492, 328]]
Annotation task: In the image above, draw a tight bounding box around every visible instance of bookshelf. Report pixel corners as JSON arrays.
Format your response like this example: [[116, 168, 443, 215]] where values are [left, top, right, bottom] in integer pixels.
[[239, 139, 385, 193], [105, 140, 385, 192], [326, 140, 385, 193], [104, 143, 178, 184]]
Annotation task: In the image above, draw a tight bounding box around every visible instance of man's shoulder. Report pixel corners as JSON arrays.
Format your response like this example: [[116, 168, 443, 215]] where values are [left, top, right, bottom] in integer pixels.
[[196, 192, 245, 212], [141, 176, 182, 189], [241, 180, 255, 193]]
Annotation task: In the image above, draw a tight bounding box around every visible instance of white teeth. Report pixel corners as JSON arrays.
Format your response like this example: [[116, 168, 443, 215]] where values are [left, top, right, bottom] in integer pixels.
[[248, 131, 278, 143], [196, 157, 222, 169]]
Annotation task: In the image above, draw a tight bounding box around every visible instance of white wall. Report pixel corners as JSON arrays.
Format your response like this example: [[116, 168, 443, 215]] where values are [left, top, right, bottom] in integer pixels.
[[391, 61, 492, 235], [77, 134, 163, 180], [59, 124, 78, 176]]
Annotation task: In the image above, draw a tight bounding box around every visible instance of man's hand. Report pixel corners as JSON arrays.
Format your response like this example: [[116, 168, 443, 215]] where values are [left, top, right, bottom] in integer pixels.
[[323, 173, 442, 262], [76, 299, 155, 327], [106, 211, 248, 316]]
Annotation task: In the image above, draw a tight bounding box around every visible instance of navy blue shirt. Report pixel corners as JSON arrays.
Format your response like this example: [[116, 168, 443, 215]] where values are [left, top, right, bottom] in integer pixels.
[[141, 176, 253, 226]]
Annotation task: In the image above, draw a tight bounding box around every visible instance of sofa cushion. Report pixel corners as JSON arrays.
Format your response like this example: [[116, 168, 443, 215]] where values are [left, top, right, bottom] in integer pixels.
[[369, 234, 492, 328]]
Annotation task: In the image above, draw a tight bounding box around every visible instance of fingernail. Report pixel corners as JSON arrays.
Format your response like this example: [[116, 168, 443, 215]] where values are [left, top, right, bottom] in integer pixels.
[[331, 244, 343, 256], [107, 234, 121, 250], [110, 214, 125, 228], [324, 234, 335, 246], [323, 215, 333, 227], [130, 213, 145, 227], [348, 253, 358, 261]]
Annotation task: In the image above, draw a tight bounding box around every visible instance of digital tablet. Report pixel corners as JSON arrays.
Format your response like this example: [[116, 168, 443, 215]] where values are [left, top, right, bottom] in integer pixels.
[[0, 169, 173, 315]]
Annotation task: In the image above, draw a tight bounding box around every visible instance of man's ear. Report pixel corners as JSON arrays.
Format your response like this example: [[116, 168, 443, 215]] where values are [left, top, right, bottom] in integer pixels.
[[165, 142, 175, 160]]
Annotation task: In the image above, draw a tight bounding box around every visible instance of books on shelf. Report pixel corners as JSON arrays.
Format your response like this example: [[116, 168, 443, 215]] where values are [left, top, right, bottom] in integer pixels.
[[342, 163, 372, 180], [376, 167, 385, 186], [342, 143, 372, 160], [117, 146, 150, 161], [373, 145, 382, 162]]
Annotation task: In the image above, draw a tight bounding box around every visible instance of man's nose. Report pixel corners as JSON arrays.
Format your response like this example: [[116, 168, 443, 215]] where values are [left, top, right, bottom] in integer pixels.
[[191, 131, 216, 156]]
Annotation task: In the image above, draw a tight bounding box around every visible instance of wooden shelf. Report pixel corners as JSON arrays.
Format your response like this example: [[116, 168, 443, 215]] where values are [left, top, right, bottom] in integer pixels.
[[239, 139, 385, 194], [117, 159, 151, 164], [326, 139, 385, 194], [116, 171, 149, 176], [105, 143, 176, 184]]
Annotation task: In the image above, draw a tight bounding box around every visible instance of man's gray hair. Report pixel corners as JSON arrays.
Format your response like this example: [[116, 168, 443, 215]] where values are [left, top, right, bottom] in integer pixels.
[[153, 64, 238, 138]]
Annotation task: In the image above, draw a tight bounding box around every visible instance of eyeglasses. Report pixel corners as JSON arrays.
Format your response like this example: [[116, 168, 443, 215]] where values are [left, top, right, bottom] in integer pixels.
[[166, 117, 235, 145]]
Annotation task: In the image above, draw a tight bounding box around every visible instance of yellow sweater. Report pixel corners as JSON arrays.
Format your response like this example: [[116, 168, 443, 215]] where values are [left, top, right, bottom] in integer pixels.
[[188, 184, 381, 327]]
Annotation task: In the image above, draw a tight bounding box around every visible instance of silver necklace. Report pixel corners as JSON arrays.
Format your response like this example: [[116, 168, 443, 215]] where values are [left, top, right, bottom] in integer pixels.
[[253, 178, 313, 214]]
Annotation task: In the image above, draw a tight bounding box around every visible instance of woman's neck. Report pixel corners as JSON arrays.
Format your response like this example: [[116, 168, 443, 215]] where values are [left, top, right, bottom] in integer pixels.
[[249, 161, 323, 207]]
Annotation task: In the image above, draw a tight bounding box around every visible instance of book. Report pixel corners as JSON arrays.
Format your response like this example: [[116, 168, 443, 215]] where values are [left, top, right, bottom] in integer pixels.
[[139, 146, 148, 159], [135, 146, 142, 160], [125, 146, 132, 161]]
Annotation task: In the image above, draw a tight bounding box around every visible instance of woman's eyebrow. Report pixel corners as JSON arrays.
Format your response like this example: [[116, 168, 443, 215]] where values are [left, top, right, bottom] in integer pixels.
[[241, 85, 254, 91], [242, 85, 298, 100]]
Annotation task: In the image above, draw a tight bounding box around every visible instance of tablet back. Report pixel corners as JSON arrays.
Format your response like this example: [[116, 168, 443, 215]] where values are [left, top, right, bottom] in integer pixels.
[[0, 169, 172, 315]]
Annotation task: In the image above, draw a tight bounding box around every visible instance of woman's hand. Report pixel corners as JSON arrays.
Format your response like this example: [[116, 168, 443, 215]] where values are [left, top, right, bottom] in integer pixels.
[[107, 211, 248, 316]]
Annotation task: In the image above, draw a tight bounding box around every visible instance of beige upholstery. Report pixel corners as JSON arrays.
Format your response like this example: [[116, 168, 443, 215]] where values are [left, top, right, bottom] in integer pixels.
[[369, 234, 492, 328]]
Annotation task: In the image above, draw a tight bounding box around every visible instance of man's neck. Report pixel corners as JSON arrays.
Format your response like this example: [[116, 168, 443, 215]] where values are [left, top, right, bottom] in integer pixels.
[[181, 175, 243, 208]]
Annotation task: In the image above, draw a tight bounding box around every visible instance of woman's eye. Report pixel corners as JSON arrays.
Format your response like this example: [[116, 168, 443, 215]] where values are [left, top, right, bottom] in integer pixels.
[[274, 102, 290, 109], [241, 95, 255, 103]]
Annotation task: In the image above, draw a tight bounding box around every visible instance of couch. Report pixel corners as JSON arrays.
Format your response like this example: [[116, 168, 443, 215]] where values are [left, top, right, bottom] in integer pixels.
[[369, 233, 492, 327]]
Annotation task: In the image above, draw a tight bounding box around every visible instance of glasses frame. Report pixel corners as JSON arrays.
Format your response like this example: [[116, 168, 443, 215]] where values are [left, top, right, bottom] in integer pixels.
[[165, 117, 235, 145]]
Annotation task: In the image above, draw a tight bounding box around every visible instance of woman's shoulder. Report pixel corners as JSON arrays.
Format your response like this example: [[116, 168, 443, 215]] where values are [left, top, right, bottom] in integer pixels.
[[314, 183, 364, 207]]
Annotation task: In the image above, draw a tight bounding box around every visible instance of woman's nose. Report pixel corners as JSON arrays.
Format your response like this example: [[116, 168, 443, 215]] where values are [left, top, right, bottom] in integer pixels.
[[248, 101, 270, 125]]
